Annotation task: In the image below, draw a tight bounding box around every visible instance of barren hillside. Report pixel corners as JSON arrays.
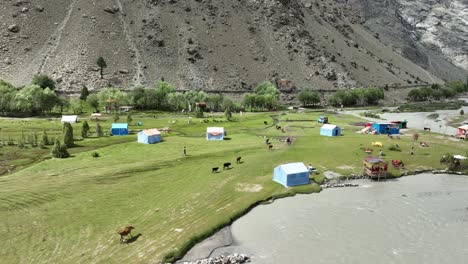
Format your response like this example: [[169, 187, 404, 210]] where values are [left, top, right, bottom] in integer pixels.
[[0, 0, 466, 93]]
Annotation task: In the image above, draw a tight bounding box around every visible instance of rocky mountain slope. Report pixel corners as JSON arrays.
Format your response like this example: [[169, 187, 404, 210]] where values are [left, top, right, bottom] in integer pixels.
[[0, 0, 466, 93]]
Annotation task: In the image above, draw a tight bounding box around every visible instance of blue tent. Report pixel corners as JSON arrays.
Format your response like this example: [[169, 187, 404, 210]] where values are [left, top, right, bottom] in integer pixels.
[[372, 123, 399, 135], [207, 127, 224, 140], [111, 123, 129, 136], [273, 162, 310, 187], [320, 124, 341, 137], [138, 129, 161, 144]]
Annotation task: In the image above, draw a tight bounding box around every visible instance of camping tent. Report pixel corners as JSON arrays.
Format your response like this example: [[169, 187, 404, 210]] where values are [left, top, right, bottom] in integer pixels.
[[61, 115, 78, 123], [111, 123, 129, 136], [138, 129, 161, 144], [372, 123, 399, 135], [320, 124, 341, 137], [207, 127, 224, 140], [273, 162, 310, 187], [457, 125, 468, 139]]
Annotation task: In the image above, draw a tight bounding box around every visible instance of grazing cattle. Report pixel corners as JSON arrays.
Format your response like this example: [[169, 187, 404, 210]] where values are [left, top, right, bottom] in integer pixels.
[[212, 167, 219, 173], [268, 145, 273, 150], [223, 162, 231, 169], [118, 225, 135, 243], [424, 127, 431, 132], [264, 121, 268, 125], [236, 156, 242, 164], [265, 138, 270, 144]]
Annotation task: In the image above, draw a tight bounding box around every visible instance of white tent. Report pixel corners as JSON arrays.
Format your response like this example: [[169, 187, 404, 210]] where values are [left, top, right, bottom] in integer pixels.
[[61, 115, 78, 123], [207, 127, 224, 140]]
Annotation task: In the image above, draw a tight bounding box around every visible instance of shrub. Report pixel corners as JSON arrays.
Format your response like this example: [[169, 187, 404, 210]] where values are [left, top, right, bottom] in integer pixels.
[[63, 123, 74, 148], [461, 109, 465, 115], [113, 113, 120, 122], [51, 139, 70, 158], [81, 121, 90, 138], [42, 131, 50, 145], [196, 108, 204, 118], [388, 144, 401, 152], [126, 113, 133, 124], [91, 152, 100, 158], [96, 123, 103, 137], [32, 74, 56, 90]]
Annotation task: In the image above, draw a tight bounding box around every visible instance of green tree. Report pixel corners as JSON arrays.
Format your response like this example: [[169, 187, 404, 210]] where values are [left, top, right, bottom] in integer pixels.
[[80, 85, 90, 101], [255, 82, 280, 99], [81, 121, 90, 138], [51, 139, 70, 158], [69, 98, 84, 114], [298, 89, 320, 106], [0, 81, 17, 112], [224, 107, 232, 120], [113, 113, 120, 122], [195, 107, 204, 118], [96, 57, 107, 79], [86, 94, 100, 112], [96, 123, 103, 137], [63, 122, 74, 148], [126, 113, 133, 124], [97, 88, 128, 113], [32, 74, 56, 90], [41, 131, 50, 145]]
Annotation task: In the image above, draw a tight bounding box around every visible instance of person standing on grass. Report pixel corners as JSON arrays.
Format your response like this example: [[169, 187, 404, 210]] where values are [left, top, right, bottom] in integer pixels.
[[183, 146, 186, 156]]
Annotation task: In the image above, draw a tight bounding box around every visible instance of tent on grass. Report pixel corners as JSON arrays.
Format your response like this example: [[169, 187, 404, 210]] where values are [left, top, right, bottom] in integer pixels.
[[111, 123, 129, 136], [273, 162, 310, 187], [207, 127, 224, 140], [457, 125, 468, 140], [320, 124, 341, 137], [61, 115, 78, 123], [372, 123, 399, 135], [138, 129, 161, 144]]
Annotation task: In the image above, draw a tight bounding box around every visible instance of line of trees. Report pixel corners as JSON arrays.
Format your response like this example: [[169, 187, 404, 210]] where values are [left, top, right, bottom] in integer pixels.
[[407, 81, 468, 102], [327, 87, 384, 107]]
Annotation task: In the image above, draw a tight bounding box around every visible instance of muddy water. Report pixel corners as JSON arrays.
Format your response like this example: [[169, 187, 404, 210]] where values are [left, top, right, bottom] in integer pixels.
[[212, 174, 468, 263]]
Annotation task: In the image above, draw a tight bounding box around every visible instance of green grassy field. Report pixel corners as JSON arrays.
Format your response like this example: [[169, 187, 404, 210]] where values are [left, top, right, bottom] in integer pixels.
[[0, 111, 466, 263]]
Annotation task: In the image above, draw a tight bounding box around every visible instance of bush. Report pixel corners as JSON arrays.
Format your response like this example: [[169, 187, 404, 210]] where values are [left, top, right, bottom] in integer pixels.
[[63, 123, 74, 148], [126, 113, 133, 124], [41, 131, 50, 145], [82, 121, 90, 138], [91, 152, 100, 158], [113, 113, 120, 122], [388, 144, 401, 152], [196, 108, 204, 118], [32, 74, 56, 90], [51, 139, 70, 158], [96, 123, 103, 137]]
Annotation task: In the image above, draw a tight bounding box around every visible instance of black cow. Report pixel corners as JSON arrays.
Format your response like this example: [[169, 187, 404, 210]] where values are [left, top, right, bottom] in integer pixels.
[[264, 121, 268, 125], [236, 156, 242, 164], [268, 145, 273, 150], [212, 167, 219, 173], [223, 162, 231, 169]]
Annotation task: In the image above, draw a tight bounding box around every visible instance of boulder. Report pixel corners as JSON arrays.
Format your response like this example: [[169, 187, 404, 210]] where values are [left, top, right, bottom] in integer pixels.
[[104, 6, 119, 14], [7, 24, 19, 33]]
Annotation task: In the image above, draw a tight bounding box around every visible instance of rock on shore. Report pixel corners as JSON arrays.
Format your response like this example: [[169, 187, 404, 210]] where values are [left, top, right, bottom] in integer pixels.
[[178, 253, 250, 264]]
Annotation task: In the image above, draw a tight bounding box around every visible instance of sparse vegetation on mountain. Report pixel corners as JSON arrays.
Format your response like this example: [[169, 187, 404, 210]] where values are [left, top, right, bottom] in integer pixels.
[[96, 57, 107, 79], [32, 74, 56, 90]]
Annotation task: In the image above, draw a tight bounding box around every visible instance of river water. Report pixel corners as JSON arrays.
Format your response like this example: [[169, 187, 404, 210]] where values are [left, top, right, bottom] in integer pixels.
[[212, 174, 468, 263]]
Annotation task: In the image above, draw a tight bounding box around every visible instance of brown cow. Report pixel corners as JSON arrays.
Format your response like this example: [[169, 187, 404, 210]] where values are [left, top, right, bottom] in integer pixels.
[[118, 225, 135, 243]]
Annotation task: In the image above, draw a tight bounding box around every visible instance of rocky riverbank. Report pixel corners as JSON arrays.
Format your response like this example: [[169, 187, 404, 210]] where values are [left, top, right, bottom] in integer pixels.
[[177, 254, 250, 264]]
